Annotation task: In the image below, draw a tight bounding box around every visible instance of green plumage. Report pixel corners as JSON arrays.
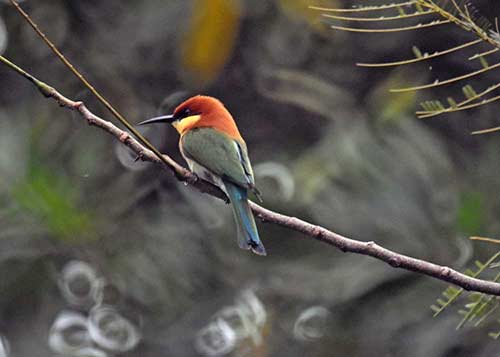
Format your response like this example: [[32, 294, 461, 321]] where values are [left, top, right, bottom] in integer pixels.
[[180, 127, 266, 255], [181, 128, 255, 189]]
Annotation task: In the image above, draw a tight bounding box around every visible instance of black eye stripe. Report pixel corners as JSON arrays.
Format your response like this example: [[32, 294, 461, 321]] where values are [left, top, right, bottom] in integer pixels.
[[175, 108, 190, 119], [172, 107, 203, 121], [176, 108, 201, 120]]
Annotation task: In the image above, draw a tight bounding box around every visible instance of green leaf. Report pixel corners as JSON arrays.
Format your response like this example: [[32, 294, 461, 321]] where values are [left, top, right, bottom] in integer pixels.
[[479, 56, 489, 69], [11, 164, 96, 242], [456, 191, 485, 235], [462, 85, 477, 99], [432, 252, 500, 317], [430, 304, 441, 313], [489, 331, 500, 339], [412, 46, 423, 59]]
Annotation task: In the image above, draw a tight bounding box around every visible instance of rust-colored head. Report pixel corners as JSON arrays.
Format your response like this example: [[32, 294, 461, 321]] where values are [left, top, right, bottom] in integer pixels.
[[173, 95, 242, 140], [139, 95, 243, 141]]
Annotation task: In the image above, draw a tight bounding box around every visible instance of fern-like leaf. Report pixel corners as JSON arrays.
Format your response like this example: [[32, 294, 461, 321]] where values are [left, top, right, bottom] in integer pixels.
[[431, 251, 500, 317], [311, 0, 500, 125], [456, 273, 500, 329]]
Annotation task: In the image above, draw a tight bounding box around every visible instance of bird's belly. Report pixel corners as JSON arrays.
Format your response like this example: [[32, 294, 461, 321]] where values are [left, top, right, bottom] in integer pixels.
[[186, 158, 226, 194]]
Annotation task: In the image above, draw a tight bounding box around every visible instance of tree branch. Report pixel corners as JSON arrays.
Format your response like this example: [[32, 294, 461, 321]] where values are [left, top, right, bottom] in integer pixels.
[[3, 57, 500, 297], [9, 63, 228, 202]]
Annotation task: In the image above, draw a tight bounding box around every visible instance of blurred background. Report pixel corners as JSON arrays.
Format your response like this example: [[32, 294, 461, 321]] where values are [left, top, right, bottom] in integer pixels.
[[0, 0, 499, 356]]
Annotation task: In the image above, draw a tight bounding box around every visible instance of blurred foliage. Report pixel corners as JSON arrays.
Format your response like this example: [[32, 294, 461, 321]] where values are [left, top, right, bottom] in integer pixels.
[[11, 164, 94, 242], [277, 0, 338, 32], [367, 68, 418, 123], [456, 191, 485, 235], [431, 252, 500, 340], [181, 0, 241, 86]]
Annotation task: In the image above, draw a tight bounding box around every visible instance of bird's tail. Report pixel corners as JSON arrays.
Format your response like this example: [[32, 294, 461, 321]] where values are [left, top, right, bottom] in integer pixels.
[[223, 181, 266, 256]]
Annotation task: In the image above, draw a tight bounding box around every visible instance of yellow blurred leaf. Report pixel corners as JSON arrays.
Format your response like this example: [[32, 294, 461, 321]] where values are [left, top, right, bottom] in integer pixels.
[[368, 68, 419, 123], [181, 0, 241, 85], [278, 0, 339, 32]]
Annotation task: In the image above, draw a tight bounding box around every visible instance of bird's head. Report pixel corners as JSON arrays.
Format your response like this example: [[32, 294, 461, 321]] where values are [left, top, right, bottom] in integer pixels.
[[138, 95, 242, 139]]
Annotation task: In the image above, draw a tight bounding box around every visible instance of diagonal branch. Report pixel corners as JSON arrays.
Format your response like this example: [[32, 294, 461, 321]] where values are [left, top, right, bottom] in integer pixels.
[[4, 56, 500, 297], [1, 54, 228, 202], [6, 0, 182, 182]]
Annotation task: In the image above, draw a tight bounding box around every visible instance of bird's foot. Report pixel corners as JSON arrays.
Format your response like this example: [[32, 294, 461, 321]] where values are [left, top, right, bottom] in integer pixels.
[[186, 172, 199, 184]]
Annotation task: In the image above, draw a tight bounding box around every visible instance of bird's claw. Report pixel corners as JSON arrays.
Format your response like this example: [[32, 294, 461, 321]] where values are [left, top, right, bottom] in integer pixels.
[[190, 172, 199, 183]]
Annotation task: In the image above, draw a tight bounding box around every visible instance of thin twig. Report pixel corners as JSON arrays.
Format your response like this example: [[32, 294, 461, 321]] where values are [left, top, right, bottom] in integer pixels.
[[7, 0, 181, 180], [471, 236, 500, 244], [3, 57, 500, 296], [0, 52, 226, 201]]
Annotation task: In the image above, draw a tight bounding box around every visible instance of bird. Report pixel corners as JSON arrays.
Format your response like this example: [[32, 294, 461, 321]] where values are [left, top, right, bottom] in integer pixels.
[[138, 95, 266, 256]]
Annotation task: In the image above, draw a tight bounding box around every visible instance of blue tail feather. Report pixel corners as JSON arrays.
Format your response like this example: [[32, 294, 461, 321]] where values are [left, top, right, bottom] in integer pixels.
[[224, 181, 266, 256]]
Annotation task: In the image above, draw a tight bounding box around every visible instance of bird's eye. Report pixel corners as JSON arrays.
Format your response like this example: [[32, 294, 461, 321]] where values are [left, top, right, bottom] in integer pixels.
[[183, 108, 191, 117]]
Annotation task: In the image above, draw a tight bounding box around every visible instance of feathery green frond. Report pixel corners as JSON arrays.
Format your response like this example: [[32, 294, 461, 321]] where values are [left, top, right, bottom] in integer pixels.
[[431, 251, 500, 317], [417, 84, 500, 118], [312, 0, 500, 124], [456, 273, 500, 329]]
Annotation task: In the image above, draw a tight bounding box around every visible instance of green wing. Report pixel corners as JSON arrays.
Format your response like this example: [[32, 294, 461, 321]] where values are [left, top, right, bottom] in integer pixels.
[[181, 128, 255, 189]]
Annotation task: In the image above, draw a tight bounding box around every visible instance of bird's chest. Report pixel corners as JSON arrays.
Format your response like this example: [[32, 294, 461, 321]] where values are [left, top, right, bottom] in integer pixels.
[[179, 138, 225, 191]]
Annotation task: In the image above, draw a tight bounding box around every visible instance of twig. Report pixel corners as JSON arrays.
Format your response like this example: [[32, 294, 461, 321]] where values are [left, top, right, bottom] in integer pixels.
[[1, 53, 227, 201], [471, 236, 500, 244], [3, 57, 500, 296], [6, 0, 184, 181]]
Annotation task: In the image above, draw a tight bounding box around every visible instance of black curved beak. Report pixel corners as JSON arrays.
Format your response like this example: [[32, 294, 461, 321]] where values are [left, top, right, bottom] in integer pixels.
[[137, 114, 175, 126]]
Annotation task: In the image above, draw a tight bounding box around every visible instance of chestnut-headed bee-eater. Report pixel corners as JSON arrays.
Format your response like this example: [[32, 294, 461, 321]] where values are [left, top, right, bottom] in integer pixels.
[[138, 95, 266, 256]]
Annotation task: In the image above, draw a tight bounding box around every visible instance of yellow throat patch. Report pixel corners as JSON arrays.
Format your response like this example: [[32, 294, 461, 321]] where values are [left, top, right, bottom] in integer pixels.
[[172, 115, 201, 135]]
